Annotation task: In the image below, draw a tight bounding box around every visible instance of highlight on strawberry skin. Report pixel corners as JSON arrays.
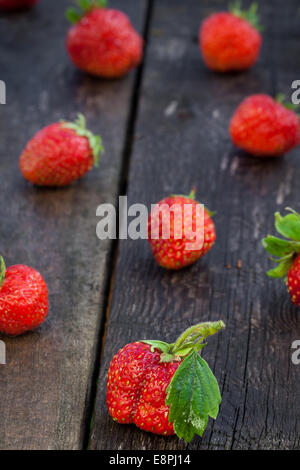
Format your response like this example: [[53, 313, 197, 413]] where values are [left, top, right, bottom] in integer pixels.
[[262, 208, 300, 306], [66, 0, 143, 79], [230, 94, 300, 157], [19, 114, 104, 187], [107, 321, 225, 442], [199, 2, 262, 72], [0, 256, 49, 336], [147, 190, 216, 270], [0, 0, 38, 10]]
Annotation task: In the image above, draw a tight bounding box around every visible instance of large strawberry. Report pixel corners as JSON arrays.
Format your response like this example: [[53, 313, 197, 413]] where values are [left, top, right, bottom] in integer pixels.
[[107, 320, 225, 441], [230, 94, 300, 157], [262, 209, 300, 306], [20, 114, 103, 187], [148, 190, 216, 270], [0, 0, 38, 9], [66, 0, 143, 78], [199, 2, 262, 72], [0, 256, 49, 336]]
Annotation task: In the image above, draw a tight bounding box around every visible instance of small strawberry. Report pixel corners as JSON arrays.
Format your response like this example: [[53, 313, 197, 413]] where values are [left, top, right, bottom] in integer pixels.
[[107, 320, 225, 441], [66, 0, 143, 78], [20, 114, 103, 187], [262, 208, 300, 306], [0, 0, 38, 9], [199, 2, 262, 72], [0, 256, 49, 336], [148, 190, 216, 270], [230, 94, 300, 157]]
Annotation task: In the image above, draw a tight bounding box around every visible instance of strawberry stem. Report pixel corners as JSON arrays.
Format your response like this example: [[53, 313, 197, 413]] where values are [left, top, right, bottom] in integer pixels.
[[61, 114, 104, 167], [171, 321, 225, 355], [229, 1, 263, 31], [0, 256, 6, 288]]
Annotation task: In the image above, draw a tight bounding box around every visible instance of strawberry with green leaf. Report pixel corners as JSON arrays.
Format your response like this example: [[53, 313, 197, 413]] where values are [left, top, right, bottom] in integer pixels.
[[263, 208, 300, 306], [199, 1, 262, 72], [107, 321, 225, 441], [230, 94, 300, 157], [66, 0, 143, 78], [20, 114, 103, 187]]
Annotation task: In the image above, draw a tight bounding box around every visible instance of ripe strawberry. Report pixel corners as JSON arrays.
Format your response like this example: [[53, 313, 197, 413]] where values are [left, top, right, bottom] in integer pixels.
[[199, 2, 262, 72], [107, 321, 225, 441], [148, 190, 216, 270], [263, 209, 300, 306], [66, 0, 143, 78], [0, 0, 38, 9], [230, 94, 300, 157], [20, 114, 103, 187], [0, 256, 49, 336]]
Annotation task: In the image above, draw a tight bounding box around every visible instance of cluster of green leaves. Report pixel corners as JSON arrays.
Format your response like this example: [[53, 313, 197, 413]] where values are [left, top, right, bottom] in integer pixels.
[[229, 1, 263, 31], [62, 114, 104, 167], [142, 320, 225, 442], [262, 209, 300, 278], [66, 0, 107, 24]]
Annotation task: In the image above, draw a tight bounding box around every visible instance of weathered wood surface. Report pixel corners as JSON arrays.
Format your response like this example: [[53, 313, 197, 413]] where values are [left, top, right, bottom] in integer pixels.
[[0, 0, 147, 450], [91, 0, 300, 450]]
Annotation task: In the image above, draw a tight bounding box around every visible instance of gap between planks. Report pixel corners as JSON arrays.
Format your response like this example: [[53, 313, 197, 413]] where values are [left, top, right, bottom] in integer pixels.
[[83, 0, 156, 450]]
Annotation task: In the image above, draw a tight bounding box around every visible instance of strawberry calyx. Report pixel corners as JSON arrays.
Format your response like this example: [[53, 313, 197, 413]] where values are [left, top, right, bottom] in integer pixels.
[[0, 256, 6, 289], [66, 0, 107, 24], [262, 208, 300, 279], [61, 114, 104, 167], [169, 188, 215, 217], [276, 94, 300, 116], [142, 320, 225, 442], [229, 1, 263, 31]]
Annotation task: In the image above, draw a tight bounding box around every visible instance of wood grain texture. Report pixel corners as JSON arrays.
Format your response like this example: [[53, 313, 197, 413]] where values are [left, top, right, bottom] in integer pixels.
[[0, 0, 147, 450], [90, 0, 300, 450]]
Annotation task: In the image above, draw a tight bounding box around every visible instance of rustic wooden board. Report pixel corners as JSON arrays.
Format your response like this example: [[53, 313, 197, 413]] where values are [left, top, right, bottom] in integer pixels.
[[90, 0, 300, 450], [0, 0, 147, 450]]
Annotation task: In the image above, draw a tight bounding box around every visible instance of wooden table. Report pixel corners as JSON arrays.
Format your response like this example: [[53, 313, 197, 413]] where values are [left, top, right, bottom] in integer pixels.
[[0, 0, 300, 451]]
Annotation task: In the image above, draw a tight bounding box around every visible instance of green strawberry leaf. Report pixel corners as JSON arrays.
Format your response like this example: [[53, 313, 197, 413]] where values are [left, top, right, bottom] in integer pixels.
[[66, 8, 82, 23], [0, 256, 6, 288], [267, 258, 293, 278], [166, 351, 221, 442], [66, 0, 107, 23], [262, 236, 300, 257], [141, 340, 171, 354], [61, 114, 104, 167], [229, 1, 263, 31], [275, 212, 300, 241]]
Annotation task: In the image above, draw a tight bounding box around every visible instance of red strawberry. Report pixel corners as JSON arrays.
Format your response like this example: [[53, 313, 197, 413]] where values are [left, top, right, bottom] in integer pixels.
[[66, 0, 143, 78], [107, 321, 225, 441], [199, 2, 262, 72], [20, 114, 103, 187], [230, 94, 300, 157], [148, 190, 216, 270], [0, 0, 38, 9], [263, 209, 300, 306], [0, 256, 49, 336]]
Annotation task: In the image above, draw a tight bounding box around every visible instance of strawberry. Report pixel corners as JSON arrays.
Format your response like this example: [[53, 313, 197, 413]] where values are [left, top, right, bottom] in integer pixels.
[[66, 0, 143, 79], [0, 0, 38, 9], [230, 94, 300, 157], [107, 320, 225, 441], [148, 190, 216, 270], [20, 114, 103, 187], [199, 2, 262, 72], [262, 208, 300, 306], [0, 256, 49, 336]]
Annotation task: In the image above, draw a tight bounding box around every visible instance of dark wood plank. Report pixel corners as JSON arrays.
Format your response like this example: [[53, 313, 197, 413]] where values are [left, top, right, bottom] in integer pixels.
[[90, 0, 300, 450], [0, 0, 147, 450]]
